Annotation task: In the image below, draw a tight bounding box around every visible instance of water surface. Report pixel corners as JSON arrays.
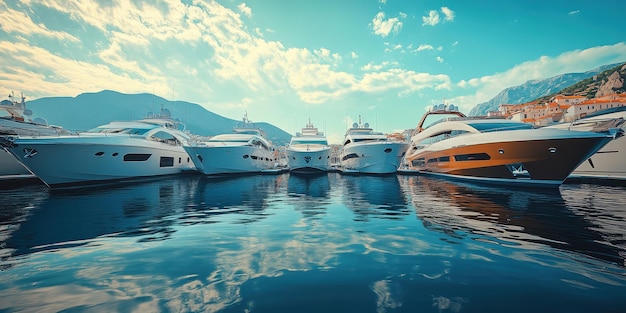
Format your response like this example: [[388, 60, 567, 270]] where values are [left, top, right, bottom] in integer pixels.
[[1, 173, 625, 312]]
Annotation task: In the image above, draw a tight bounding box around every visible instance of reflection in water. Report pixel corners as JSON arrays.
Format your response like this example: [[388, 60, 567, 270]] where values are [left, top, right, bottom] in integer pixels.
[[404, 175, 625, 266], [287, 173, 331, 219], [185, 174, 284, 225], [341, 174, 410, 221], [0, 173, 624, 312]]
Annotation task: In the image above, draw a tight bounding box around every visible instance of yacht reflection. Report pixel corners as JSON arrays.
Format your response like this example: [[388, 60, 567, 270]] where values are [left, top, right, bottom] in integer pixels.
[[407, 175, 624, 266], [187, 174, 285, 224], [2, 175, 200, 259], [341, 175, 410, 221], [287, 173, 330, 198], [286, 173, 331, 219]]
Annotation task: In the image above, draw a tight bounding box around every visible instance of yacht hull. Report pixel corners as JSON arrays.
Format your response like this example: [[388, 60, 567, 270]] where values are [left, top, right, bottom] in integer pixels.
[[2, 136, 195, 188], [547, 108, 626, 181], [286, 146, 331, 173], [340, 141, 408, 174], [184, 145, 276, 175], [407, 135, 614, 187], [0, 149, 32, 176], [570, 136, 625, 180]]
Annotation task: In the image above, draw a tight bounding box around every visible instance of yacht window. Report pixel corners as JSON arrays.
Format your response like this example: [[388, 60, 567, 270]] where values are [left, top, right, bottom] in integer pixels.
[[454, 153, 490, 161], [150, 131, 179, 145], [124, 154, 151, 161], [291, 140, 328, 145], [341, 153, 359, 161], [160, 156, 174, 167], [411, 158, 425, 167], [467, 122, 533, 132], [438, 156, 450, 162]]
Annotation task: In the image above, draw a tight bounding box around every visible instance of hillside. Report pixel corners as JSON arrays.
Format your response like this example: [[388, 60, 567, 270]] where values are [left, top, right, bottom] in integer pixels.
[[25, 90, 292, 145], [469, 62, 625, 116], [535, 62, 626, 102]]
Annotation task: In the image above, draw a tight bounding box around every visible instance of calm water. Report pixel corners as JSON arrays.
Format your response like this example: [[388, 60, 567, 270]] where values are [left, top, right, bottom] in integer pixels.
[[0, 173, 625, 312]]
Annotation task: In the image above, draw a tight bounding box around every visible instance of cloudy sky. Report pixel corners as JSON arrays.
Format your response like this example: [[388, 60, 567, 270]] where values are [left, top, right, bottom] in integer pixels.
[[1, 0, 625, 143]]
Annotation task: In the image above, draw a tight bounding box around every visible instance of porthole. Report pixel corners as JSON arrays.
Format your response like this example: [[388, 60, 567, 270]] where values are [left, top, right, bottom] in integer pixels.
[[384, 148, 392, 153], [95, 151, 104, 156], [243, 155, 249, 159], [112, 152, 118, 156]]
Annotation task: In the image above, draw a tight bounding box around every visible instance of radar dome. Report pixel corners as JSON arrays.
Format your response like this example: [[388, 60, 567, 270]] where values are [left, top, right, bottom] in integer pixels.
[[364, 123, 369, 128], [23, 109, 33, 116], [161, 108, 172, 118], [33, 117, 48, 126], [352, 123, 358, 128]]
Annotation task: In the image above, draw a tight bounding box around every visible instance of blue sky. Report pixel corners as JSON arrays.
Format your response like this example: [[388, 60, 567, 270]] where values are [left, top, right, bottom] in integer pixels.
[[1, 0, 625, 143]]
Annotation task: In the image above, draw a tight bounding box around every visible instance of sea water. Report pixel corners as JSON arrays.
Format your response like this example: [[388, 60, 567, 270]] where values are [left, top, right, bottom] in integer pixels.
[[0, 173, 624, 312]]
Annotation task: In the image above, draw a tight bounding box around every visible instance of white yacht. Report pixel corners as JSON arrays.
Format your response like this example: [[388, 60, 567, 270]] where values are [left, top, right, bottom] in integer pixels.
[[184, 112, 279, 175], [545, 106, 626, 182], [1, 92, 71, 179], [0, 108, 195, 188], [285, 119, 331, 173], [339, 116, 408, 174]]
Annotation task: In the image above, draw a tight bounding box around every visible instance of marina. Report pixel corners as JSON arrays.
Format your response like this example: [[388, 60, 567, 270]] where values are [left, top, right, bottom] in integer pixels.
[[0, 172, 624, 312]]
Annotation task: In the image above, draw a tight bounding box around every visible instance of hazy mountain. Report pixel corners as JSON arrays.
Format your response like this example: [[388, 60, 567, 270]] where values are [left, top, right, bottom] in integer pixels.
[[25, 90, 292, 145], [469, 62, 624, 116]]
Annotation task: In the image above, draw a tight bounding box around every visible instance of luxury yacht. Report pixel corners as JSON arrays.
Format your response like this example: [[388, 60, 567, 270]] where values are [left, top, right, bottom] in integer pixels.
[[404, 104, 622, 187], [184, 112, 279, 175], [1, 108, 195, 188], [339, 116, 408, 174], [1, 92, 71, 179], [545, 106, 625, 182], [285, 119, 331, 173]]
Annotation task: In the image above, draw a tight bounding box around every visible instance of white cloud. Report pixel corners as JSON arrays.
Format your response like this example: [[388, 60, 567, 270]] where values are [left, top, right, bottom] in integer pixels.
[[441, 7, 455, 21], [568, 10, 580, 15], [436, 56, 444, 63], [0, 6, 79, 42], [371, 12, 403, 37], [416, 44, 434, 52], [423, 7, 455, 26], [238, 3, 252, 17], [422, 10, 440, 26], [449, 42, 626, 113]]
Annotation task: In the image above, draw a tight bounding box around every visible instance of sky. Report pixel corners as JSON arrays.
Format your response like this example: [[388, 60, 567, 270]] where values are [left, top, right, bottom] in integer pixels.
[[1, 0, 626, 144]]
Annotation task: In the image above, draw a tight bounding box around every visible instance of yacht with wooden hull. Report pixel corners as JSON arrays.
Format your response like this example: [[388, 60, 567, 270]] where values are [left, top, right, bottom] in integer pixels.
[[1, 109, 195, 188], [339, 117, 408, 174], [286, 120, 331, 173], [405, 104, 621, 187], [545, 106, 625, 182], [184, 113, 279, 175]]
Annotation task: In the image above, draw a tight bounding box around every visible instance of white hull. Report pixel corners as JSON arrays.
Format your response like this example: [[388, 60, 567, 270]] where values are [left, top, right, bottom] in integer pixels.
[[570, 134, 625, 180], [185, 145, 276, 175], [546, 108, 626, 181], [4, 135, 195, 187], [286, 146, 331, 173], [340, 141, 408, 174]]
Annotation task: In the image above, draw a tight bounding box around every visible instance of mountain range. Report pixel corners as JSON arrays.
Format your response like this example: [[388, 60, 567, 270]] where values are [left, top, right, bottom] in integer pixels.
[[469, 62, 625, 116], [25, 90, 293, 145], [21, 61, 626, 145]]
